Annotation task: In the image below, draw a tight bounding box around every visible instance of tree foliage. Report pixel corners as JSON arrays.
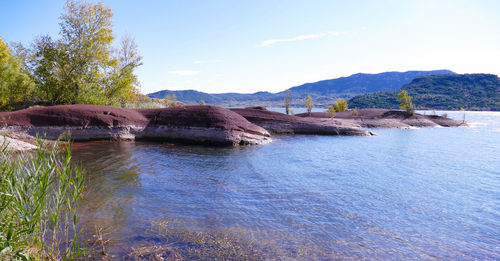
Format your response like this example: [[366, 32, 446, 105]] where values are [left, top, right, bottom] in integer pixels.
[[0, 38, 34, 111], [30, 0, 142, 106], [327, 105, 336, 118], [333, 98, 348, 112], [0, 40, 8, 59], [397, 90, 415, 115], [304, 95, 313, 115]]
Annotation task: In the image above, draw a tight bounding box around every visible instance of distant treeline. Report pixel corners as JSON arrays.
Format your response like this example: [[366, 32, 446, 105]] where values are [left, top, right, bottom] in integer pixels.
[[349, 74, 500, 111]]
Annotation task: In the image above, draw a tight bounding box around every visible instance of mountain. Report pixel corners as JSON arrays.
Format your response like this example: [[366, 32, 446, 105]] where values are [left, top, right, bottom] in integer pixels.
[[148, 90, 221, 104], [148, 70, 455, 106], [148, 90, 276, 105], [278, 70, 455, 100], [349, 74, 500, 111]]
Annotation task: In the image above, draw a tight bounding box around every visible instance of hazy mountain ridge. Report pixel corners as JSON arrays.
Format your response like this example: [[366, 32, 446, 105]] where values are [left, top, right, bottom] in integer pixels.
[[148, 70, 455, 106], [349, 74, 500, 111]]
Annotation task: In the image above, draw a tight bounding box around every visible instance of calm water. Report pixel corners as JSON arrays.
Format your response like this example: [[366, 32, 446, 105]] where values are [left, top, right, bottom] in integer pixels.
[[72, 111, 500, 260]]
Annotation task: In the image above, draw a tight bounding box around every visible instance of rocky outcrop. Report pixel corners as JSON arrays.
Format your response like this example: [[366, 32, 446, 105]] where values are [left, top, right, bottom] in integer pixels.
[[0, 135, 37, 152], [137, 106, 272, 145], [296, 109, 466, 128], [230, 107, 373, 136], [0, 105, 271, 146]]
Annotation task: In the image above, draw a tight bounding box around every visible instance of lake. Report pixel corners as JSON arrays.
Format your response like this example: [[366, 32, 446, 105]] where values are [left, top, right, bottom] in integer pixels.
[[72, 110, 500, 260]]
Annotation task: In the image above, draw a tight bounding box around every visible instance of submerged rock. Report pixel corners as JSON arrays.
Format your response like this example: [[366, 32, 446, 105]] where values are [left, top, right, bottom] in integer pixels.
[[231, 107, 372, 136], [0, 105, 271, 146]]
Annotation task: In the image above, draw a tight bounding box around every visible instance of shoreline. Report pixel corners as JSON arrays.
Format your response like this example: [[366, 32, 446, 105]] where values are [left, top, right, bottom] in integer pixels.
[[0, 105, 467, 151]]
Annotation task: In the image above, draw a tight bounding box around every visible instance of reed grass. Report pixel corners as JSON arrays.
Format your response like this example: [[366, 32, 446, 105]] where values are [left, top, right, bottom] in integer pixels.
[[0, 139, 85, 260]]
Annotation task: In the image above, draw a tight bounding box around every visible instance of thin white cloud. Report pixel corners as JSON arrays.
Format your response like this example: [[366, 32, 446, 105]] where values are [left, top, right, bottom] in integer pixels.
[[169, 70, 199, 76], [193, 60, 221, 64], [258, 31, 343, 47], [328, 31, 343, 36]]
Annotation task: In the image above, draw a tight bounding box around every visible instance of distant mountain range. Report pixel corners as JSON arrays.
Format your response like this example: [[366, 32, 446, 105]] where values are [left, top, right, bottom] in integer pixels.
[[148, 70, 454, 106], [349, 74, 500, 111]]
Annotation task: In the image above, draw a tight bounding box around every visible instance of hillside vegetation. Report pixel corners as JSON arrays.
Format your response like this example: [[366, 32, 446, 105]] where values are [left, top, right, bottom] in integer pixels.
[[148, 70, 454, 106], [349, 74, 500, 111]]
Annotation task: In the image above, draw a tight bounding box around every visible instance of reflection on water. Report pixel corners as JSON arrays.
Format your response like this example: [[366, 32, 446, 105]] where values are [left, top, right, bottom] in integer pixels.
[[72, 111, 500, 260], [72, 141, 141, 253]]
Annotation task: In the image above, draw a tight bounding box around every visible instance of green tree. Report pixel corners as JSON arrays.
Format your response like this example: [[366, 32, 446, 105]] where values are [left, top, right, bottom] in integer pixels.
[[333, 98, 348, 112], [304, 95, 313, 115], [199, 100, 205, 105], [30, 0, 142, 106], [327, 105, 336, 118], [397, 90, 415, 115], [31, 35, 70, 105], [0, 38, 34, 111], [106, 35, 143, 105], [0, 39, 8, 59]]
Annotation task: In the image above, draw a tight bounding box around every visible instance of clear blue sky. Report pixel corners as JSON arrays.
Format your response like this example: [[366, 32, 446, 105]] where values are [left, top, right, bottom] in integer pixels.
[[1, 0, 500, 94]]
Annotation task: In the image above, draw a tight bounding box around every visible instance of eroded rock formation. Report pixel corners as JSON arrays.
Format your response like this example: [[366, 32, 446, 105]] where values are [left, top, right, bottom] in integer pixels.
[[230, 107, 373, 136], [295, 109, 466, 128], [0, 105, 272, 146]]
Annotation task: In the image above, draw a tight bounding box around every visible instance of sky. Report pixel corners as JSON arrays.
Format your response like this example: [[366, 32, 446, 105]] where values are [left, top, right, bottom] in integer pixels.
[[1, 0, 500, 94]]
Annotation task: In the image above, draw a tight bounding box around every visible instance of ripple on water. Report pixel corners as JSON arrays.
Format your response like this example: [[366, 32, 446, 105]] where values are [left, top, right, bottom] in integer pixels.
[[73, 111, 500, 260]]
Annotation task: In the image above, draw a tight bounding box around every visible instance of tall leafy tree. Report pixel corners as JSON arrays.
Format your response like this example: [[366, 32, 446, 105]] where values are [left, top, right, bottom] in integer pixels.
[[31, 35, 71, 105], [31, 0, 141, 105], [106, 35, 143, 105], [0, 38, 34, 111]]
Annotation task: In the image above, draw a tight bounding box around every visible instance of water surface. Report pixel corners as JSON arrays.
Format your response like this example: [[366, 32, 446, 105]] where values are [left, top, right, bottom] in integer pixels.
[[73, 111, 500, 260]]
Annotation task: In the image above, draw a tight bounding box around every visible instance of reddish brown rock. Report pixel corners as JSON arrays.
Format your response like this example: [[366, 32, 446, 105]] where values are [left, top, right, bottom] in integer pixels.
[[230, 107, 372, 136], [137, 105, 272, 145], [296, 108, 466, 128], [0, 105, 271, 146]]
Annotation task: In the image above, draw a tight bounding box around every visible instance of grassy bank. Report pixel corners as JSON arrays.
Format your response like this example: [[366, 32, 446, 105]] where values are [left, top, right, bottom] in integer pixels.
[[0, 140, 85, 260]]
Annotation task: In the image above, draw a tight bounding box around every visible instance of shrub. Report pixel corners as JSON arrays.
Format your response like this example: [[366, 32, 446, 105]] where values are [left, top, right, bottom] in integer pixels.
[[397, 90, 415, 115], [304, 95, 313, 115], [351, 108, 359, 116], [327, 106, 336, 118], [333, 98, 348, 112]]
